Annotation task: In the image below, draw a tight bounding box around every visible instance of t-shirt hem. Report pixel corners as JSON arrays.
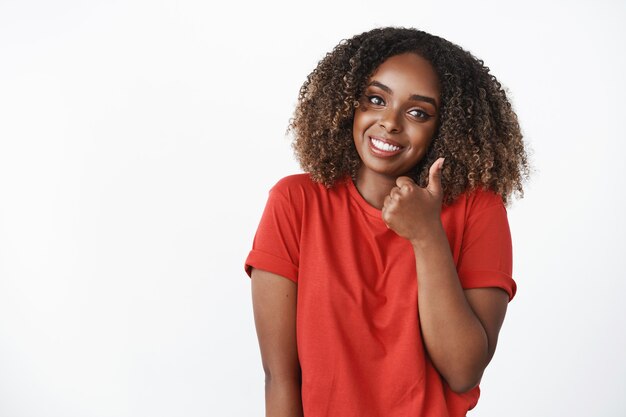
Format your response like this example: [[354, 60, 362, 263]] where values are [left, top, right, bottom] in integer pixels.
[[458, 269, 517, 301], [245, 249, 299, 283]]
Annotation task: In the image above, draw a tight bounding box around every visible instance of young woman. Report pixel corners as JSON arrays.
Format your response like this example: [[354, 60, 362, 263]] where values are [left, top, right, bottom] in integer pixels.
[[245, 27, 529, 417]]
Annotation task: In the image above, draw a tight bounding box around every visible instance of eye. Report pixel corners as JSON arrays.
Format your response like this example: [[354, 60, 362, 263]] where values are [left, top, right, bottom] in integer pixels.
[[408, 108, 432, 120], [367, 95, 385, 106]]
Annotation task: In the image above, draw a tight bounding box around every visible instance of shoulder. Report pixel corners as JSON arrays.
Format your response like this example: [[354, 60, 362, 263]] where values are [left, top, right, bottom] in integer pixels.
[[271, 173, 317, 192], [267, 173, 350, 216], [465, 188, 506, 213], [265, 173, 324, 211], [269, 173, 333, 199], [444, 187, 507, 220]]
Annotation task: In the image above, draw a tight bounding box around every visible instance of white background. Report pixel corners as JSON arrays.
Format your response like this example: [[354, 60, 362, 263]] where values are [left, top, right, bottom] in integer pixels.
[[1, 0, 624, 416]]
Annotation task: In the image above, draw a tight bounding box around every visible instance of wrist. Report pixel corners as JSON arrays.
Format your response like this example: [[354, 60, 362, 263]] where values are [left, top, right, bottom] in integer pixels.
[[409, 221, 446, 249]]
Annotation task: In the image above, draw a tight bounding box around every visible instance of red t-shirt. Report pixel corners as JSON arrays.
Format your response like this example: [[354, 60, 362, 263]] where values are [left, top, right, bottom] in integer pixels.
[[245, 174, 516, 417]]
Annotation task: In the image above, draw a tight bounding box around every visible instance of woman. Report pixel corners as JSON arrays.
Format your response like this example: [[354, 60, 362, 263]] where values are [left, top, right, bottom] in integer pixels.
[[245, 27, 530, 417]]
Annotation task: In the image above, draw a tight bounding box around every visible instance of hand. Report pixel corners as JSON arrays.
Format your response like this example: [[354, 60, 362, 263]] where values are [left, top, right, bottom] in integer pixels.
[[382, 157, 445, 242]]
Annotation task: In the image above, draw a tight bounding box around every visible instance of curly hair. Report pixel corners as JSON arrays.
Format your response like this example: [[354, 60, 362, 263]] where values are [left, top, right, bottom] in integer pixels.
[[289, 27, 530, 205]]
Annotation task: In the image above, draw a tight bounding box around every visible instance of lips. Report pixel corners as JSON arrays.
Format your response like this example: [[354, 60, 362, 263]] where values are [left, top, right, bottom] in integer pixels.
[[368, 136, 404, 157]]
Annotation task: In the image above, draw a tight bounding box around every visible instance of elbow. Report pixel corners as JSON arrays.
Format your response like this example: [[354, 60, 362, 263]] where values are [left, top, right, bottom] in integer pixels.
[[446, 377, 480, 394], [443, 367, 484, 394], [442, 344, 490, 393]]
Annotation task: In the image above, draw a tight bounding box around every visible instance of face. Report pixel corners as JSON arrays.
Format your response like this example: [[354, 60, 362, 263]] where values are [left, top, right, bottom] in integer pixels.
[[352, 52, 440, 181]]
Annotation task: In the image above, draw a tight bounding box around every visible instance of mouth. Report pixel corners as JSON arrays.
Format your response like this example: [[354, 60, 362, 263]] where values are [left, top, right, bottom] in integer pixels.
[[368, 136, 404, 156]]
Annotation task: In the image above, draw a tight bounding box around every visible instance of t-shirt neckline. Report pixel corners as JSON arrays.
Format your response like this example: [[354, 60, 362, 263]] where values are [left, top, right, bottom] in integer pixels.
[[345, 178, 385, 220]]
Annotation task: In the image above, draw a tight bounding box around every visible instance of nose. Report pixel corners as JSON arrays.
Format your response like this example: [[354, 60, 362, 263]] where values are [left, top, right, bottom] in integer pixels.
[[379, 108, 402, 133]]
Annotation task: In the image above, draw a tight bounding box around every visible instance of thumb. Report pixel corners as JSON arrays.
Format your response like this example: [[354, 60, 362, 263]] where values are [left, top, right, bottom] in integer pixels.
[[427, 157, 445, 196]]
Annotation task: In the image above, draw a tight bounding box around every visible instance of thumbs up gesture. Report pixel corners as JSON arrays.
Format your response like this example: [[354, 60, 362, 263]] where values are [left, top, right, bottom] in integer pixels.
[[382, 158, 445, 242]]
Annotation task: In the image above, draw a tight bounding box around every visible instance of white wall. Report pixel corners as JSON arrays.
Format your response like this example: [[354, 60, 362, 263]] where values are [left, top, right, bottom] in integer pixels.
[[0, 0, 624, 416]]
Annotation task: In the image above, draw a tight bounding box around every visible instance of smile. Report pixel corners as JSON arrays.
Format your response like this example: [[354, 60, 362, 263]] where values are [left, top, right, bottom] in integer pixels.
[[368, 136, 404, 156]]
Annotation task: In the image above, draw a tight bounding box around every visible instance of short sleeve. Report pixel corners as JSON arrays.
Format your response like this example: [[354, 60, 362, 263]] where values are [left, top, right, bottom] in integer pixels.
[[456, 193, 517, 301], [244, 183, 301, 283]]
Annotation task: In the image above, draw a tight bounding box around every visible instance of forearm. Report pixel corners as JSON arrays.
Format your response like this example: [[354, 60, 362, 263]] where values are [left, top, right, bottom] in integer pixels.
[[411, 224, 489, 393], [265, 376, 304, 417]]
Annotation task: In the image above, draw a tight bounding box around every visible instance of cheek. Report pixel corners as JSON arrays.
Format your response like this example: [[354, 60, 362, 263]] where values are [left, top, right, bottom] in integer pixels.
[[352, 111, 368, 137], [408, 124, 437, 143]]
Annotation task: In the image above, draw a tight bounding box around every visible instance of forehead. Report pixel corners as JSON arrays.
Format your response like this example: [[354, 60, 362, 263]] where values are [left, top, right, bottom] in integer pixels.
[[368, 53, 440, 104]]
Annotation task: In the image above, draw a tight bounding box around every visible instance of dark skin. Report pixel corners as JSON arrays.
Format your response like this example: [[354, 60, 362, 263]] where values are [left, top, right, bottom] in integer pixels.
[[251, 269, 303, 417], [251, 52, 509, 416]]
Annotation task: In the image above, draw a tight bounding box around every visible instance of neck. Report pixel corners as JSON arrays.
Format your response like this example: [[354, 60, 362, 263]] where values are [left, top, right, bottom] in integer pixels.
[[353, 168, 398, 210]]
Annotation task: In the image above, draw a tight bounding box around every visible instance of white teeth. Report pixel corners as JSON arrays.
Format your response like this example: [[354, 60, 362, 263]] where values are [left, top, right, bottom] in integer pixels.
[[371, 138, 400, 152]]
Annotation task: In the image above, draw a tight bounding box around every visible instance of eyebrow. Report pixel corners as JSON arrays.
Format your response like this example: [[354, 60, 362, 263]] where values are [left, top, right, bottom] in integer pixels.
[[368, 80, 438, 109]]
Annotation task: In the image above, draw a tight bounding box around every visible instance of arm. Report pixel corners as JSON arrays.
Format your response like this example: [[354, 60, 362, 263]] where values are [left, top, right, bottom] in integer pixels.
[[411, 227, 509, 393], [383, 158, 510, 393], [251, 268, 304, 417]]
